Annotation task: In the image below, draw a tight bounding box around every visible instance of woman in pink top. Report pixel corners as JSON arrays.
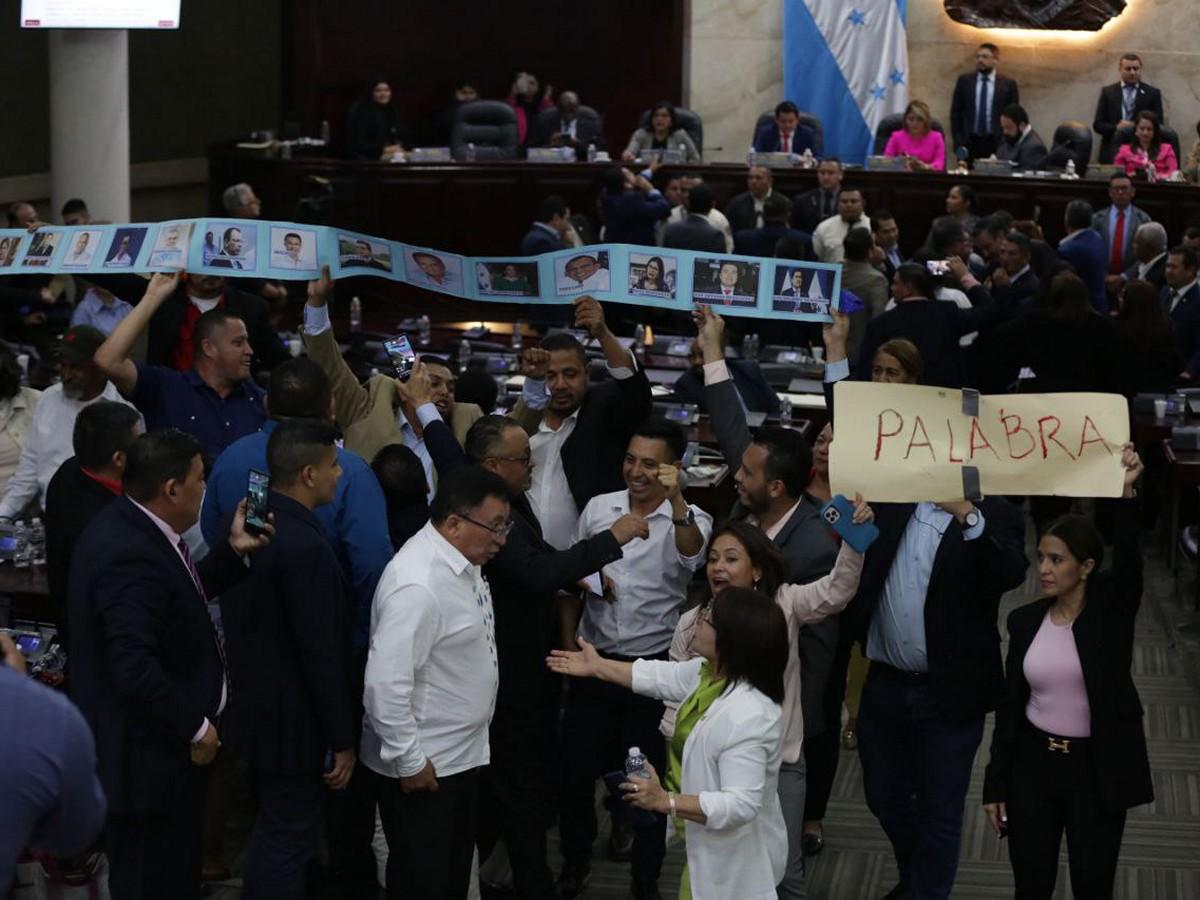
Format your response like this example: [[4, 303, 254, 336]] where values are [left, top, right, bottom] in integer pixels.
[[883, 100, 946, 172], [983, 446, 1150, 899], [661, 505, 872, 897], [1113, 110, 1178, 180]]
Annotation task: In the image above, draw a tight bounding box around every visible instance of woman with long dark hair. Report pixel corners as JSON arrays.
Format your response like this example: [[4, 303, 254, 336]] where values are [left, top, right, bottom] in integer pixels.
[[983, 445, 1150, 899], [623, 101, 701, 163], [345, 79, 411, 161], [1114, 278, 1182, 394], [1113, 110, 1178, 179]]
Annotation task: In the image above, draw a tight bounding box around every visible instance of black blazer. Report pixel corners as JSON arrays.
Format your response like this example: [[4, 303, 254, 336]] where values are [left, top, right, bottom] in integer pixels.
[[725, 191, 767, 235], [146, 285, 290, 375], [519, 225, 567, 257], [1093, 81, 1164, 163], [663, 215, 726, 253], [950, 71, 1020, 148], [530, 112, 605, 150], [790, 187, 839, 235], [67, 498, 249, 816], [1162, 282, 1200, 377], [989, 268, 1040, 311], [673, 358, 781, 416], [220, 493, 355, 775], [843, 498, 1028, 722], [733, 226, 813, 260], [983, 500, 1152, 812], [979, 309, 1124, 395], [1124, 254, 1167, 292]]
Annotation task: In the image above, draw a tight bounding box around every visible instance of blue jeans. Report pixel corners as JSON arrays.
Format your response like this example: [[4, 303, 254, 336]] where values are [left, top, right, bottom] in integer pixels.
[[857, 665, 984, 900]]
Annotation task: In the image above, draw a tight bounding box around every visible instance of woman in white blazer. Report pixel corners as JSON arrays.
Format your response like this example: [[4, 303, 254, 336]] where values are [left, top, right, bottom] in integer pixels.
[[548, 586, 791, 900]]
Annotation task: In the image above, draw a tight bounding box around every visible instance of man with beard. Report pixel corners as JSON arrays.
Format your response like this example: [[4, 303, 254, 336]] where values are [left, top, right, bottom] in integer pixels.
[[994, 104, 1048, 171], [0, 325, 137, 520]]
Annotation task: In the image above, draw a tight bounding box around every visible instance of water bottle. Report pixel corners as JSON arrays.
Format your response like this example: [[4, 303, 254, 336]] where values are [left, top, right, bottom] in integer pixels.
[[466, 142, 477, 162], [587, 142, 596, 163], [625, 746, 651, 780], [1064, 158, 1078, 179], [801, 148, 815, 168], [418, 314, 432, 347], [319, 119, 331, 144], [678, 143, 687, 161], [632, 324, 646, 361], [780, 397, 794, 429], [512, 320, 524, 351], [349, 296, 362, 333], [29, 517, 45, 566], [12, 520, 30, 568], [747, 146, 757, 166], [459, 337, 472, 372]]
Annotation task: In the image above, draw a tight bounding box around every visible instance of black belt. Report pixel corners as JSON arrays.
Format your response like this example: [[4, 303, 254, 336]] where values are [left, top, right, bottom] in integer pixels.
[[872, 661, 931, 685], [1022, 720, 1091, 755]]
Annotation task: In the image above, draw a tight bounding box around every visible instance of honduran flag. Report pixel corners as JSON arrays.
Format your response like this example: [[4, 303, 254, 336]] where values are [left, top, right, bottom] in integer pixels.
[[783, 0, 909, 164]]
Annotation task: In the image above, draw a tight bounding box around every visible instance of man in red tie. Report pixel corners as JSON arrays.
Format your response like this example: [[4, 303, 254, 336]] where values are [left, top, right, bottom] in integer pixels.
[[753, 101, 817, 156], [717, 262, 741, 304], [1092, 172, 1150, 275]]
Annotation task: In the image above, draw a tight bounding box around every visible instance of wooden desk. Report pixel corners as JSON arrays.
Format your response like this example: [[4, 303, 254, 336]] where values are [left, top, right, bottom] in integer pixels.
[[0, 564, 53, 626], [1161, 441, 1200, 569]]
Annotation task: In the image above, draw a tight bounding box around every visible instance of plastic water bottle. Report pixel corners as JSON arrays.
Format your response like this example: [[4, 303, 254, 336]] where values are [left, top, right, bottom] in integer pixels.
[[587, 142, 596, 163], [1064, 158, 1078, 179], [747, 146, 758, 166], [459, 337, 472, 372], [319, 120, 331, 144], [632, 324, 646, 361], [418, 314, 432, 347], [800, 147, 815, 168], [12, 521, 30, 568], [780, 397, 794, 429], [349, 296, 362, 333], [512, 320, 524, 351], [625, 746, 651, 780], [29, 517, 45, 566], [678, 143, 687, 161], [466, 142, 477, 162]]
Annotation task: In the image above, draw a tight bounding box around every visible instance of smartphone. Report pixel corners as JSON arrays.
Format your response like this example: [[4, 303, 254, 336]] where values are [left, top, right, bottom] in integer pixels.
[[384, 333, 416, 382], [819, 494, 880, 553], [245, 469, 271, 536], [925, 259, 951, 276]]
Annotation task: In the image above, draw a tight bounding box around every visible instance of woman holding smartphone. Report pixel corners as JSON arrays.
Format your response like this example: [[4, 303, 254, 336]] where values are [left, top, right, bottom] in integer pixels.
[[982, 445, 1150, 899]]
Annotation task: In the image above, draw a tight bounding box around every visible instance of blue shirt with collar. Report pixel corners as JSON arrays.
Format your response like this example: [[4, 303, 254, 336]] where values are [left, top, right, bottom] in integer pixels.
[[200, 419, 393, 653], [131, 363, 267, 462], [866, 501, 986, 672]]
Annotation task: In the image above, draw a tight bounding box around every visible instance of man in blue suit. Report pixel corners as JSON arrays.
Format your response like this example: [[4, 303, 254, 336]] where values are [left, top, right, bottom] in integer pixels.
[[1162, 246, 1200, 380], [519, 196, 572, 256], [1057, 199, 1109, 313], [753, 101, 817, 155]]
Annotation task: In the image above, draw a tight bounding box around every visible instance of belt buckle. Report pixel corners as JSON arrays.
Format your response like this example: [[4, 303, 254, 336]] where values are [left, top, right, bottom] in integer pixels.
[[1047, 737, 1071, 754]]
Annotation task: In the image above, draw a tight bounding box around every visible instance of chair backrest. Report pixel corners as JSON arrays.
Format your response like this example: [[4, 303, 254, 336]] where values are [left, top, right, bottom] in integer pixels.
[[872, 113, 946, 155], [638, 106, 703, 153], [534, 105, 603, 140], [1113, 122, 1182, 168], [754, 110, 825, 155], [1048, 121, 1093, 175], [450, 100, 519, 161]]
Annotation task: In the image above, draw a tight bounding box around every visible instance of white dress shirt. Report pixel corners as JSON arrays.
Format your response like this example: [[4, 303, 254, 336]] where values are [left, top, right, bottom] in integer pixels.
[[575, 490, 712, 656], [361, 522, 498, 779], [0, 382, 136, 520], [528, 408, 581, 551], [1135, 252, 1166, 280], [812, 214, 872, 263]]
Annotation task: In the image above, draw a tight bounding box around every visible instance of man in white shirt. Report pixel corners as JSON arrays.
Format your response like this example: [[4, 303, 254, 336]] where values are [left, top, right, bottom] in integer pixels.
[[361, 465, 511, 899], [0, 326, 136, 521], [62, 231, 97, 268], [664, 176, 734, 252], [812, 188, 871, 263], [557, 253, 611, 294], [556, 417, 712, 900]]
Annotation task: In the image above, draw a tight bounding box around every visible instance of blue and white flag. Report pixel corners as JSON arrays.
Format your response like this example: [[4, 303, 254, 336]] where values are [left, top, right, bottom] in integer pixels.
[[784, 0, 909, 164]]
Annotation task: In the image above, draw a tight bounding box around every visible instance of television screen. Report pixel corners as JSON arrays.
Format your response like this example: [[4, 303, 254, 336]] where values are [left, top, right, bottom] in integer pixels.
[[21, 1, 181, 29]]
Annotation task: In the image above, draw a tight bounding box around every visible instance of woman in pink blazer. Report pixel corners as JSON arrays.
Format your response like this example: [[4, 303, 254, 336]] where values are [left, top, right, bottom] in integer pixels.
[[883, 100, 946, 172], [1113, 110, 1178, 180]]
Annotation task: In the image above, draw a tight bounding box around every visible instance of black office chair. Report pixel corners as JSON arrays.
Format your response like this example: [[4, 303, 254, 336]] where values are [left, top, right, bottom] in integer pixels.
[[1045, 121, 1093, 175], [532, 105, 602, 148], [638, 106, 703, 153], [752, 111, 825, 155], [872, 113, 946, 155], [450, 101, 519, 161], [1113, 122, 1182, 169]]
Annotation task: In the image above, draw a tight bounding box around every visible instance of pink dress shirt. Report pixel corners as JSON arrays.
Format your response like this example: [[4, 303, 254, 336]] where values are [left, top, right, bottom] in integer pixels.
[[883, 128, 946, 171], [1113, 142, 1179, 179]]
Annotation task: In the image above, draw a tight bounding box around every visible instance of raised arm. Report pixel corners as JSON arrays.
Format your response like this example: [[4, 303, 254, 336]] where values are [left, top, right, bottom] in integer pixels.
[[575, 295, 653, 433], [776, 498, 872, 625], [300, 267, 374, 430], [94, 271, 179, 398], [693, 304, 754, 468], [1108, 445, 1145, 611]]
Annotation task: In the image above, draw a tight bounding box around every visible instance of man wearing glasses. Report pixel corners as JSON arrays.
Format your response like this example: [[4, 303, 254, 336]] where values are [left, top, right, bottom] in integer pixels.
[[360, 465, 512, 899]]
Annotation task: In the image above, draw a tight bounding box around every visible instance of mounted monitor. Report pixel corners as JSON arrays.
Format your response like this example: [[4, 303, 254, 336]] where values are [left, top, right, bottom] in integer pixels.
[[21, 1, 181, 29]]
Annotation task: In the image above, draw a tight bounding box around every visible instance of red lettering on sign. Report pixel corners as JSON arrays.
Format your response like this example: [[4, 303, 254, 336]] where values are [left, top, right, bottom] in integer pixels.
[[875, 409, 904, 460], [904, 416, 935, 460], [1037, 416, 1077, 460], [1000, 409, 1036, 460], [968, 418, 1002, 460], [947, 419, 963, 463], [1077, 415, 1114, 457]]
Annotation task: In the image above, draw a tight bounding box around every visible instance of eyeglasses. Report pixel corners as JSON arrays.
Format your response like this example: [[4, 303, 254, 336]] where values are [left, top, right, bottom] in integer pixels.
[[460, 514, 515, 537], [491, 453, 533, 466]]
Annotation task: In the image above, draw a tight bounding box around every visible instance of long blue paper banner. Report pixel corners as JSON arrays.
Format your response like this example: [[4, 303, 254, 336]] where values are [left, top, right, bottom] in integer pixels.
[[0, 219, 842, 322]]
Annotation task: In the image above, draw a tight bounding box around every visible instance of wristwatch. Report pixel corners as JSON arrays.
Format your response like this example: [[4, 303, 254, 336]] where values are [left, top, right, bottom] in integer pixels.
[[963, 508, 981, 529], [672, 509, 695, 527]]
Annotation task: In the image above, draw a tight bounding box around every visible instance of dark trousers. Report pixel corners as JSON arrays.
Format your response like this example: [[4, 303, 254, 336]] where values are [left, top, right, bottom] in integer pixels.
[[375, 766, 480, 900], [804, 635, 855, 822], [324, 651, 375, 898], [857, 665, 984, 900], [242, 770, 326, 900], [478, 685, 556, 898], [558, 654, 667, 884], [105, 766, 211, 900], [1006, 725, 1127, 899]]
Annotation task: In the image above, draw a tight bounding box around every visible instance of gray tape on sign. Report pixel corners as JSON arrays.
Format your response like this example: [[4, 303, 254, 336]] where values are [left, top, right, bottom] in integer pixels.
[[961, 388, 980, 418], [961, 466, 982, 501]]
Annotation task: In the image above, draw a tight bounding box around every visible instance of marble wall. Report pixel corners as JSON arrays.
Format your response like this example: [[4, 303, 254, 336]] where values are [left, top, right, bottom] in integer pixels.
[[688, 0, 1200, 164]]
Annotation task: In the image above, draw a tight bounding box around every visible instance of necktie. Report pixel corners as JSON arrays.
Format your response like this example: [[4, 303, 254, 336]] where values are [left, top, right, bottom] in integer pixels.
[[1171, 289, 1184, 314], [1123, 85, 1135, 121], [179, 538, 230, 688], [1110, 209, 1126, 275], [976, 75, 990, 134], [781, 130, 791, 154], [823, 192, 833, 217]]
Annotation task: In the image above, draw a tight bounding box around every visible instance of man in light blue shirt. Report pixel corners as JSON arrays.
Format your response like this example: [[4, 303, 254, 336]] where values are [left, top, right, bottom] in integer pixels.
[[70, 286, 133, 335]]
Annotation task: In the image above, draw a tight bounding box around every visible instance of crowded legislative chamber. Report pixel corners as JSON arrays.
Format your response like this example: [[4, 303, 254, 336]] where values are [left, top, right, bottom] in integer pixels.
[[4, 1, 1200, 899]]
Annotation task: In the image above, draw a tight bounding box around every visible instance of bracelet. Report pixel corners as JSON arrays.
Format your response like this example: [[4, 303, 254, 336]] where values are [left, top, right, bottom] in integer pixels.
[[668, 792, 677, 818]]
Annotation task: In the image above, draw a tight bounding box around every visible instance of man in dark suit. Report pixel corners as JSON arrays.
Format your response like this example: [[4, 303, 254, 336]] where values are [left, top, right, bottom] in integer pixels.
[[994, 104, 1048, 171], [208, 227, 250, 270], [221, 419, 356, 898], [791, 158, 842, 233], [599, 166, 671, 247], [44, 401, 141, 636], [752, 100, 817, 155], [672, 340, 781, 417], [733, 194, 812, 259], [145, 273, 289, 375], [663, 184, 726, 252], [1093, 53, 1164, 163], [466, 415, 645, 900], [1162, 245, 1200, 380], [1058, 200, 1110, 313], [989, 230, 1041, 310], [1091, 173, 1152, 277], [872, 211, 904, 284], [949, 42, 1020, 160], [1109, 220, 1168, 299], [67, 428, 271, 900], [725, 165, 776, 234], [519, 195, 572, 256], [530, 90, 604, 153]]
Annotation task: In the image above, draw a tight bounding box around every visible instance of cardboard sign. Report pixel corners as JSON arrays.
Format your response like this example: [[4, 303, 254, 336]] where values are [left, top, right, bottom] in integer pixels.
[[829, 381, 1129, 502]]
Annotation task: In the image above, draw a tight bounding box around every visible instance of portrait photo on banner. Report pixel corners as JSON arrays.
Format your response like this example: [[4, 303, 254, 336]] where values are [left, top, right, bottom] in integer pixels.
[[476, 261, 539, 297], [337, 234, 393, 272], [0, 235, 23, 268], [148, 222, 193, 268], [205, 222, 257, 270], [104, 227, 148, 268], [23, 231, 61, 267], [555, 250, 610, 296], [61, 229, 103, 269], [628, 252, 677, 299], [404, 248, 464, 293], [269, 226, 319, 271], [692, 257, 759, 308], [772, 264, 834, 316]]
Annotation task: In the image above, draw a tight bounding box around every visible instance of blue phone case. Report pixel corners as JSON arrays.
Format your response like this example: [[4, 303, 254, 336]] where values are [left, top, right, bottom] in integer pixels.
[[819, 495, 880, 553]]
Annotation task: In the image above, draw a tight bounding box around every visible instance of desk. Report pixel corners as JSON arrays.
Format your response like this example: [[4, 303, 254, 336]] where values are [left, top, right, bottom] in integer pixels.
[[1162, 441, 1200, 569], [0, 564, 53, 626]]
